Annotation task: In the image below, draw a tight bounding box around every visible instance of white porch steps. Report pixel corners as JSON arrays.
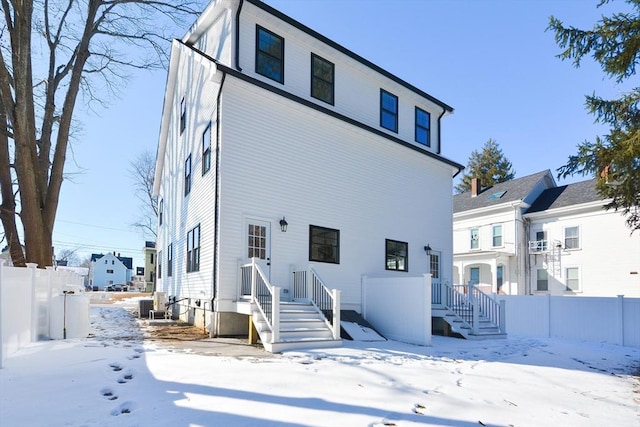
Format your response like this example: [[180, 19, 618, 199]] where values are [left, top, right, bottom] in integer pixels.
[[252, 301, 342, 353], [435, 307, 507, 340]]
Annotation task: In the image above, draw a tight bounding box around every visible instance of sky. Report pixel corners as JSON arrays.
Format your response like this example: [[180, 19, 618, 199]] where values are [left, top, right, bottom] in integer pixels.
[[1, 301, 638, 426], [52, 0, 629, 269]]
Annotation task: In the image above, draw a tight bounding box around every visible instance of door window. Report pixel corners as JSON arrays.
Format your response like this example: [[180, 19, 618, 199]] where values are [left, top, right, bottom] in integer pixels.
[[248, 224, 267, 259]]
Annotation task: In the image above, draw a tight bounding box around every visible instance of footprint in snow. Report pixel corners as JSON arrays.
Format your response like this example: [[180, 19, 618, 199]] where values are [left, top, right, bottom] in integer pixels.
[[100, 387, 118, 401], [110, 401, 135, 416], [117, 371, 134, 383], [412, 403, 426, 415], [109, 362, 122, 372], [127, 353, 141, 360]]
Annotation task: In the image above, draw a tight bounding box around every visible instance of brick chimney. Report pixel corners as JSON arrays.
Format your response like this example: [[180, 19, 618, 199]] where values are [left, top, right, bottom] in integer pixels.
[[471, 178, 480, 197]]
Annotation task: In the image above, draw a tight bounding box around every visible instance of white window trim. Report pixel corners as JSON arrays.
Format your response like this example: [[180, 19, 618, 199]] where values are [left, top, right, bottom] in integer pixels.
[[564, 265, 582, 293], [491, 224, 504, 248], [563, 225, 581, 251]]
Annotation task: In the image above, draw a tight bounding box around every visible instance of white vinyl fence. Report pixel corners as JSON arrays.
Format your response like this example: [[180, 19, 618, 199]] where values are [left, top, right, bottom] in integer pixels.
[[0, 262, 84, 368], [497, 294, 640, 348], [362, 274, 432, 346]]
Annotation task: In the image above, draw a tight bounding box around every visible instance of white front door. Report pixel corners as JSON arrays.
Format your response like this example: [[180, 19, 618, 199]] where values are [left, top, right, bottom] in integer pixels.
[[246, 219, 271, 280], [429, 251, 441, 288]]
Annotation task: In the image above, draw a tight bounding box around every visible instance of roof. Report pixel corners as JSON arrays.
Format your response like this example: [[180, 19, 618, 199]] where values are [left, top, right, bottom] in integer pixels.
[[454, 170, 552, 213], [90, 253, 133, 270], [526, 178, 601, 214]]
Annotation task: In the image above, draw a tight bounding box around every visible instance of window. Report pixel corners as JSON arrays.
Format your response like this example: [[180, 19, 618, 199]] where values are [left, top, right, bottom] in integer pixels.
[[565, 267, 580, 292], [167, 244, 173, 277], [497, 265, 504, 293], [385, 239, 408, 272], [158, 250, 162, 279], [159, 199, 163, 225], [184, 155, 192, 196], [536, 269, 548, 291], [309, 225, 340, 264], [380, 89, 398, 132], [180, 97, 186, 134], [150, 253, 154, 265], [106, 269, 114, 274], [470, 228, 479, 250], [429, 252, 440, 279], [248, 224, 267, 259], [187, 225, 201, 273], [470, 267, 480, 285], [256, 25, 284, 83], [415, 107, 430, 146], [492, 224, 503, 247], [311, 53, 334, 104], [564, 226, 579, 249], [202, 123, 211, 175], [535, 230, 547, 251]]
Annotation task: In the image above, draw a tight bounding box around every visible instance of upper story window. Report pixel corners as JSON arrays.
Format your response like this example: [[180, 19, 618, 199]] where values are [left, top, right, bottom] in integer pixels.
[[311, 53, 334, 105], [187, 224, 201, 273], [385, 239, 408, 272], [536, 269, 548, 291], [167, 243, 173, 277], [565, 267, 580, 292], [535, 230, 547, 251], [470, 228, 479, 250], [150, 253, 154, 265], [564, 226, 580, 249], [159, 199, 163, 225], [380, 89, 398, 132], [202, 123, 211, 175], [415, 107, 430, 146], [309, 225, 340, 264], [184, 155, 192, 196], [492, 224, 503, 247], [106, 269, 114, 274], [180, 97, 186, 134], [256, 25, 284, 84]]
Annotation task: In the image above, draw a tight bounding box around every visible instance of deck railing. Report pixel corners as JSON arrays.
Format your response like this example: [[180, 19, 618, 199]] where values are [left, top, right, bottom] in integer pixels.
[[439, 282, 505, 334], [292, 266, 341, 340], [241, 258, 280, 343]]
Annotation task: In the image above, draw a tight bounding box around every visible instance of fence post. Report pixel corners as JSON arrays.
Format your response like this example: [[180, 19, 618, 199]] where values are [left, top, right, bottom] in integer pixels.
[[0, 261, 4, 369], [27, 263, 38, 342], [250, 258, 257, 301], [469, 281, 479, 334], [499, 299, 507, 334], [616, 295, 624, 346], [361, 275, 368, 319], [545, 293, 552, 338], [332, 289, 341, 340], [272, 286, 280, 343]]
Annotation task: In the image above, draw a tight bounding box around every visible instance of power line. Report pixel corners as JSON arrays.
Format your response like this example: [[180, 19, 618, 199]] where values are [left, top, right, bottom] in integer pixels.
[[57, 219, 135, 233]]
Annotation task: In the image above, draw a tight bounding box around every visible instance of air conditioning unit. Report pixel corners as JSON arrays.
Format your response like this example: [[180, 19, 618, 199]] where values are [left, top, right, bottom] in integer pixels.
[[154, 291, 167, 311], [138, 299, 154, 318]]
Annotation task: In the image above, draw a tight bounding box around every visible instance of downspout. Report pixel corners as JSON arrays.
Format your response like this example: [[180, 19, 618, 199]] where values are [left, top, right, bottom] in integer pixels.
[[436, 106, 446, 155], [234, 0, 244, 71]]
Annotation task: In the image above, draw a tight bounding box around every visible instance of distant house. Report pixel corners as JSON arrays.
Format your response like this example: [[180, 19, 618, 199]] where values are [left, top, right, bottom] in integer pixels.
[[153, 0, 465, 350], [89, 253, 133, 290], [142, 241, 156, 292], [453, 171, 639, 297]]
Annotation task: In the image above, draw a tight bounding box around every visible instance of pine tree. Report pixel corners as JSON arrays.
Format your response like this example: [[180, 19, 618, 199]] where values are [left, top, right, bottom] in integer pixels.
[[549, 0, 640, 233], [455, 139, 516, 194]]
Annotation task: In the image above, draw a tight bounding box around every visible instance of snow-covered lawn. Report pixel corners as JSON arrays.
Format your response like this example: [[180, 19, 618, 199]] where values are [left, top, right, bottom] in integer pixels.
[[1, 303, 638, 427]]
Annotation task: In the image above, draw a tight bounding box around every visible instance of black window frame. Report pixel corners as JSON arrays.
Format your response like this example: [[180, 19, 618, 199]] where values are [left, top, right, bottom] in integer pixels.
[[309, 225, 340, 264], [187, 224, 201, 273], [157, 250, 162, 279], [415, 107, 430, 146], [159, 199, 163, 225], [202, 122, 211, 175], [184, 155, 192, 196], [255, 25, 284, 84], [380, 89, 398, 133], [167, 243, 173, 277], [311, 53, 335, 105], [180, 97, 186, 134], [385, 239, 408, 272]]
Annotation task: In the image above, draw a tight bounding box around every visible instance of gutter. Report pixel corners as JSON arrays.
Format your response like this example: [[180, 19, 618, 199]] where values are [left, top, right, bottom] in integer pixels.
[[234, 0, 244, 71]]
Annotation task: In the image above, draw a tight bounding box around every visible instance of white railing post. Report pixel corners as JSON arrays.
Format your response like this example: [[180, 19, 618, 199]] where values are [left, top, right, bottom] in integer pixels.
[[307, 264, 313, 302], [250, 258, 257, 301], [0, 260, 4, 369], [27, 263, 38, 342], [469, 281, 479, 334], [332, 289, 341, 339], [272, 286, 280, 343], [616, 295, 624, 346], [499, 299, 506, 334]]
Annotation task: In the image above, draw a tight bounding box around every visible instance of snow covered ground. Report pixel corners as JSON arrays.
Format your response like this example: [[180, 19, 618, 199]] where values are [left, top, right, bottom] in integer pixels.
[[1, 300, 638, 427]]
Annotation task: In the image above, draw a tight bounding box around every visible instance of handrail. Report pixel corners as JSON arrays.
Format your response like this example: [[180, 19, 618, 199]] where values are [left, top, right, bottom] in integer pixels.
[[292, 266, 341, 340], [440, 282, 504, 334], [470, 285, 501, 330], [241, 258, 279, 342]]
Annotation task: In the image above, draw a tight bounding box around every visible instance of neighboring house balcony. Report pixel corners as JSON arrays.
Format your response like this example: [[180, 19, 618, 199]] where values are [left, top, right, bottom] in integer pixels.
[[453, 249, 514, 295]]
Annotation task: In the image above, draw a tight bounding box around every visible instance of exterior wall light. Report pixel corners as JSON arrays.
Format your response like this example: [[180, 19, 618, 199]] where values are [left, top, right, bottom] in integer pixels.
[[279, 217, 288, 232], [424, 244, 432, 255]]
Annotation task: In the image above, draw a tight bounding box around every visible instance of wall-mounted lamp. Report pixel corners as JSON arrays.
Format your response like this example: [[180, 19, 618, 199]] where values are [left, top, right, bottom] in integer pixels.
[[279, 216, 288, 232], [424, 244, 432, 256]]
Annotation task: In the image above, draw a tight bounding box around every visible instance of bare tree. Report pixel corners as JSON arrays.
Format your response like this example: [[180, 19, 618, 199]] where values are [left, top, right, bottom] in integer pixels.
[[56, 247, 80, 266], [129, 149, 158, 240], [0, 0, 204, 267]]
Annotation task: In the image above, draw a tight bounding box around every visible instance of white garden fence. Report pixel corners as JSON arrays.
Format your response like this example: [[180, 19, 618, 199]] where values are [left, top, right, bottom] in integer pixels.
[[497, 294, 640, 348], [0, 262, 84, 368]]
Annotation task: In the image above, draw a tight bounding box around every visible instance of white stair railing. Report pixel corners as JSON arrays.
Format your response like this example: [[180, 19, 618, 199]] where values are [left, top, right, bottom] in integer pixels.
[[243, 258, 279, 343], [292, 266, 341, 340]]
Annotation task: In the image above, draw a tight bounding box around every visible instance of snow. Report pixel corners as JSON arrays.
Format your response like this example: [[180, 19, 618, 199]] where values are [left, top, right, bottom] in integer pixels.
[[1, 300, 638, 427]]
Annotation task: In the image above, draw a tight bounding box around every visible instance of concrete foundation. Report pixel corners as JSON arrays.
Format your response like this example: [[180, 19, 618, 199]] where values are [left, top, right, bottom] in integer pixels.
[[210, 311, 249, 337]]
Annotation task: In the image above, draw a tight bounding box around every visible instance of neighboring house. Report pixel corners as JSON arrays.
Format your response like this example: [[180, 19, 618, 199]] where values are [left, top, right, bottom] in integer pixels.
[[153, 0, 464, 350], [453, 171, 639, 297], [453, 170, 556, 295], [142, 241, 156, 292], [89, 253, 133, 289], [525, 178, 639, 297]]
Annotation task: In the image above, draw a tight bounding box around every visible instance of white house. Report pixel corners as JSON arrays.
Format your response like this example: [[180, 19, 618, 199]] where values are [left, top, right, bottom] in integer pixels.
[[89, 253, 133, 290], [453, 171, 639, 297], [153, 0, 467, 351]]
